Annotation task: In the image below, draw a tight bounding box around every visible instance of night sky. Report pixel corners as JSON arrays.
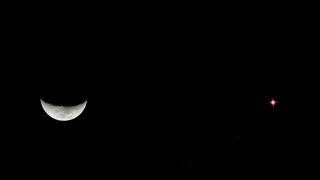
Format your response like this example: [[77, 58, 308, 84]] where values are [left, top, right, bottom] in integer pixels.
[[2, 3, 317, 178]]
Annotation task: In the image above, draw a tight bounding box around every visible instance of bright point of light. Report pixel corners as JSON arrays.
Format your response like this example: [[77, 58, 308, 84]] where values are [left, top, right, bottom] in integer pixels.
[[270, 98, 277, 106]]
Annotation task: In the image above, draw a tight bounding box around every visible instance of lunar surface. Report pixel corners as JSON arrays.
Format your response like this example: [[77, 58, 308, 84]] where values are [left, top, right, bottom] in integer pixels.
[[40, 99, 87, 121]]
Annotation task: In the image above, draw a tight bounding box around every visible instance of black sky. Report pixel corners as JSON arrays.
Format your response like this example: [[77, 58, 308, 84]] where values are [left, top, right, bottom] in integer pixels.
[[1, 3, 318, 177]]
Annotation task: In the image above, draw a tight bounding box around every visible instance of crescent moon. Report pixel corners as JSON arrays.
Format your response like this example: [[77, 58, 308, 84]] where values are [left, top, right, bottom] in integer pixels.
[[40, 99, 87, 121]]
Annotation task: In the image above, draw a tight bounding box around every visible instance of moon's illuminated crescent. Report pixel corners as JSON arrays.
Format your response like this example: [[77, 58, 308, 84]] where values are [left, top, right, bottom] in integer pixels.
[[40, 99, 87, 121]]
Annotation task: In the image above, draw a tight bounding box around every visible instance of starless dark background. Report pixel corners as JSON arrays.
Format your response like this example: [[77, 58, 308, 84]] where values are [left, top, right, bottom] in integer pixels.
[[1, 2, 318, 177]]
